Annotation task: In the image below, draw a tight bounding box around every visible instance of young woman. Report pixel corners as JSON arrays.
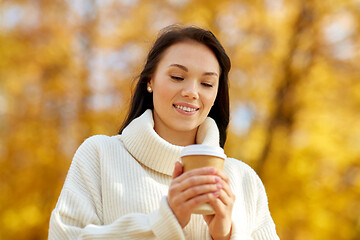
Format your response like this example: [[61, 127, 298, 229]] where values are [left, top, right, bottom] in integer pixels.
[[49, 25, 279, 240]]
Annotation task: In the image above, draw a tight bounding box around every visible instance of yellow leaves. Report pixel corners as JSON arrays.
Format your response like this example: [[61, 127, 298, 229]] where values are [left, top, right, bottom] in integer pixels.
[[2, 205, 42, 232], [182, 6, 213, 27]]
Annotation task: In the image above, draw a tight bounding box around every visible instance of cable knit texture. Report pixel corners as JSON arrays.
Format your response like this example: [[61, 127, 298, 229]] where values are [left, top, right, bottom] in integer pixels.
[[49, 109, 279, 239]]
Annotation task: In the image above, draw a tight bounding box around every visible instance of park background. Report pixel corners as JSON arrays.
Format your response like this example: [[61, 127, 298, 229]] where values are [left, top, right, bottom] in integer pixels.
[[1, 0, 360, 239]]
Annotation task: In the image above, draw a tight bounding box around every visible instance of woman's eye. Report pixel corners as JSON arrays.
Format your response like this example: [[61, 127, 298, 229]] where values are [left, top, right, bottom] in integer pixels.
[[171, 76, 184, 81], [202, 83, 213, 87]]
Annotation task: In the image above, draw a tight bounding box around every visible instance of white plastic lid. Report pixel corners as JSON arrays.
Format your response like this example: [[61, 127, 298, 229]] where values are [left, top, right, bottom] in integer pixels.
[[180, 144, 226, 159]]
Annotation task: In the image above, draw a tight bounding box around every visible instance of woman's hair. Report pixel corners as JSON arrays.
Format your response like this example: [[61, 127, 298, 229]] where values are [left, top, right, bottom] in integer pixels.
[[119, 25, 231, 147]]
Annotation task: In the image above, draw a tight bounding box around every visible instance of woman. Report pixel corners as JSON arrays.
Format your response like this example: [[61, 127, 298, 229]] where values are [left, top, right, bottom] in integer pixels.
[[49, 25, 279, 240]]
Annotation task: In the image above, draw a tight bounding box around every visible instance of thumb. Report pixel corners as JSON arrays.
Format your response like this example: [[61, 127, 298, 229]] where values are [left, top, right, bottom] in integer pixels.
[[172, 161, 183, 179]]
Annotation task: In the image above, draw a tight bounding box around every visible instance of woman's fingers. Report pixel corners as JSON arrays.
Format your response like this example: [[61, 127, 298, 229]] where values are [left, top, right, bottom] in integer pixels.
[[203, 171, 235, 216], [170, 167, 221, 202], [172, 161, 184, 179], [171, 168, 232, 207], [217, 180, 235, 205], [173, 167, 217, 183], [168, 166, 223, 228], [215, 169, 230, 184], [204, 172, 235, 239], [169, 166, 235, 232], [177, 175, 220, 192], [169, 175, 221, 207], [174, 182, 222, 203], [178, 191, 219, 212]]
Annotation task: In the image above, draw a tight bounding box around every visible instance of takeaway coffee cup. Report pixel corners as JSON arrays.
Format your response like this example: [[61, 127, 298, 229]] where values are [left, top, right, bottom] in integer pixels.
[[180, 144, 227, 215]]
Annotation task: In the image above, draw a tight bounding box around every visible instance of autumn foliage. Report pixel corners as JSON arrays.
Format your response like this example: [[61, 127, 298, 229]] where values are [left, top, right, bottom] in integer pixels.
[[0, 0, 359, 239]]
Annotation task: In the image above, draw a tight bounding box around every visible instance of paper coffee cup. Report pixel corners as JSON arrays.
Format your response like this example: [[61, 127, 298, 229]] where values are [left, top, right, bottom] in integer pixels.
[[180, 144, 227, 215]]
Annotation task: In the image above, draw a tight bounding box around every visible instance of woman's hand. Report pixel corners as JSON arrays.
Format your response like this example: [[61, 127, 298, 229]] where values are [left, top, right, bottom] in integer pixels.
[[168, 162, 222, 228], [203, 170, 235, 240]]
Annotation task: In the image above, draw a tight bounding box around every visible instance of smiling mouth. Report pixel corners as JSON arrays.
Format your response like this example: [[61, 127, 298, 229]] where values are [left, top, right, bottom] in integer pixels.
[[173, 104, 199, 112]]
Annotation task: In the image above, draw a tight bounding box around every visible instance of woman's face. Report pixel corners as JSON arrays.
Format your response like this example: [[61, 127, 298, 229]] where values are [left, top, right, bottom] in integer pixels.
[[149, 40, 220, 140]]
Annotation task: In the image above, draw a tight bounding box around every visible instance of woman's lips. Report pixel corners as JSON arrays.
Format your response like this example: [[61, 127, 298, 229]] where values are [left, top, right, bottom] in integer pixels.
[[173, 103, 199, 115]]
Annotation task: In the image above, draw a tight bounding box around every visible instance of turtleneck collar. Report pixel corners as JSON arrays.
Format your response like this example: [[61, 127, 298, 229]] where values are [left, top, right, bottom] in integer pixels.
[[120, 109, 221, 176]]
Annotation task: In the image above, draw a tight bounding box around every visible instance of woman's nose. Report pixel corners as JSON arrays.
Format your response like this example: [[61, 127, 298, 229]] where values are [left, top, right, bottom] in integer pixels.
[[181, 80, 199, 99]]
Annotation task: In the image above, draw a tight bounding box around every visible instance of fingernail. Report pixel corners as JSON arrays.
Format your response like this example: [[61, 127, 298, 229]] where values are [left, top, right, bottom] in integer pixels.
[[213, 191, 220, 196], [215, 177, 221, 182], [217, 184, 223, 189]]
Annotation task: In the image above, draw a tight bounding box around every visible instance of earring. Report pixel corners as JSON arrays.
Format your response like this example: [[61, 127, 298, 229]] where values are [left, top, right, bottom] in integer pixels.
[[147, 86, 152, 93]]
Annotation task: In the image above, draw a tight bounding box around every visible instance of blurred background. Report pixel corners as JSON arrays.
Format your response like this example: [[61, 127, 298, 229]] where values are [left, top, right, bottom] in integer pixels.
[[1, 0, 360, 239]]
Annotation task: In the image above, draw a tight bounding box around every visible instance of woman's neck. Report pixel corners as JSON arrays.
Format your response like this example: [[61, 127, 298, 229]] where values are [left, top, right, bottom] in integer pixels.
[[154, 124, 198, 146]]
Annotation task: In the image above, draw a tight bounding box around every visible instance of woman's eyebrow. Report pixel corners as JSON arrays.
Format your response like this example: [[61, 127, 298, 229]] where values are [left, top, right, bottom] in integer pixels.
[[169, 64, 188, 72], [169, 64, 218, 77], [203, 72, 218, 77]]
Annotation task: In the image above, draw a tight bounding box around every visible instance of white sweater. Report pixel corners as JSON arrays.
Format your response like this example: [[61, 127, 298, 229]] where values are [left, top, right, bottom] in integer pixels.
[[49, 110, 279, 239]]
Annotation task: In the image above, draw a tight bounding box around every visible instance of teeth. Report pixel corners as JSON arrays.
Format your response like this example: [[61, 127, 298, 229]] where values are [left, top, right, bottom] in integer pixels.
[[174, 104, 198, 112]]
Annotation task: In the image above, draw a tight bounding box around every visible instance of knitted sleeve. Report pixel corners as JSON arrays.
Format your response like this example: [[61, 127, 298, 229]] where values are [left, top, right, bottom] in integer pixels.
[[48, 137, 184, 240]]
